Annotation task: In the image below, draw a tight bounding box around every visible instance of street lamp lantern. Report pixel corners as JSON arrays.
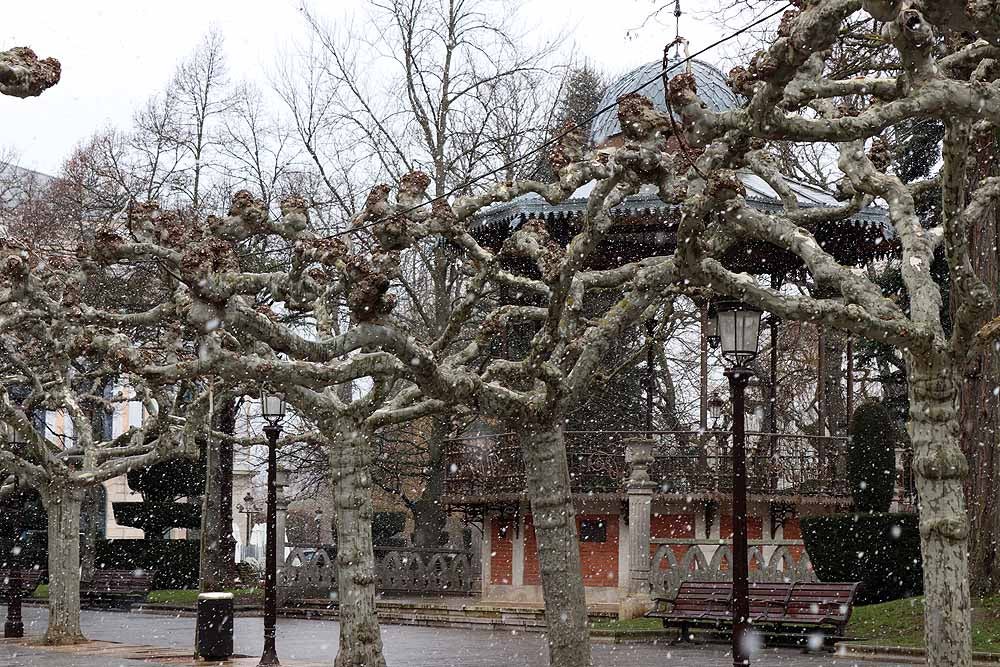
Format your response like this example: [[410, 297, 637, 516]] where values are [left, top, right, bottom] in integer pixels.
[[260, 392, 286, 425], [708, 393, 725, 423], [706, 302, 721, 349], [715, 300, 762, 368]]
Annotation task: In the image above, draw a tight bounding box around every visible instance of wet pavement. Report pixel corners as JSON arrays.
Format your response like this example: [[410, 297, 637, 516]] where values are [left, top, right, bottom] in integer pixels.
[[0, 605, 911, 666]]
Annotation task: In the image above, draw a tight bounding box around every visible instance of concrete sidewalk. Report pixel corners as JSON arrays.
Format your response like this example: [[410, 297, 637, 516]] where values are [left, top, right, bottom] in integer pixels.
[[0, 605, 914, 666]]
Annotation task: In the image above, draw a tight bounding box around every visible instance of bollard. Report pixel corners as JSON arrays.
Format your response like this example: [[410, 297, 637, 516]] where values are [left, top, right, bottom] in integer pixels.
[[196, 592, 234, 660]]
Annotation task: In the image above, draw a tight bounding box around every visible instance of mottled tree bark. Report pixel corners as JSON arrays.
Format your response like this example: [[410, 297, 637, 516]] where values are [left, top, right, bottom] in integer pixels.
[[199, 436, 226, 591], [330, 427, 386, 667], [195, 436, 224, 658], [40, 485, 85, 645], [909, 364, 972, 667], [520, 424, 591, 667], [78, 487, 100, 585]]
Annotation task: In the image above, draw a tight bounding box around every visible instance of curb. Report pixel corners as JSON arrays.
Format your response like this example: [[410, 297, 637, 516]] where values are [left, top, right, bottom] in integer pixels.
[[836, 643, 1000, 665]]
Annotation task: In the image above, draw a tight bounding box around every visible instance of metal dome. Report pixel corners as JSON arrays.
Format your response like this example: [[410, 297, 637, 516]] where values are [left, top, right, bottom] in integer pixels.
[[589, 58, 740, 145]]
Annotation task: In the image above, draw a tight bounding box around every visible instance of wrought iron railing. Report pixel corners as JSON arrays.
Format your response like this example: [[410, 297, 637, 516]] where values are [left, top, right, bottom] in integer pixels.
[[649, 539, 816, 599], [442, 430, 850, 499], [280, 545, 481, 601]]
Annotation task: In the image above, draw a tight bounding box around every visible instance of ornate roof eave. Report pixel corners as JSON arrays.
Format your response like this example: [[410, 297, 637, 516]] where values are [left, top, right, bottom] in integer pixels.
[[473, 192, 892, 237]]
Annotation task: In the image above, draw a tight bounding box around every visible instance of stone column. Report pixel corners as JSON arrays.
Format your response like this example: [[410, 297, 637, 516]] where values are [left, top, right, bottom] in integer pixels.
[[275, 469, 289, 585], [620, 438, 657, 619]]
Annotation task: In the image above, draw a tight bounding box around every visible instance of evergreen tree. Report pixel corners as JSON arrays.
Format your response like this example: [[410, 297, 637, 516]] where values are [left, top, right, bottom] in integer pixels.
[[534, 64, 607, 181], [848, 401, 900, 513]]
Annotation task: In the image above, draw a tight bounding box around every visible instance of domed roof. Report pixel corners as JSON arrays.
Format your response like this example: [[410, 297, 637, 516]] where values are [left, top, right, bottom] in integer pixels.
[[589, 58, 740, 145]]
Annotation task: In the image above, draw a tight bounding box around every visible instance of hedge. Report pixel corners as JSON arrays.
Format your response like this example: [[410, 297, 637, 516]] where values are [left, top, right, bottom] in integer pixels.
[[848, 401, 900, 513], [95, 539, 200, 589], [801, 512, 923, 604]]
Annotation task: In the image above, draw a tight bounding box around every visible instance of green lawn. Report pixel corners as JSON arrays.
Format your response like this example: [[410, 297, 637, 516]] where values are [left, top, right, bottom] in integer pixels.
[[30, 585, 262, 604], [591, 596, 1000, 653], [145, 588, 262, 604], [590, 617, 663, 632], [847, 596, 1000, 653]]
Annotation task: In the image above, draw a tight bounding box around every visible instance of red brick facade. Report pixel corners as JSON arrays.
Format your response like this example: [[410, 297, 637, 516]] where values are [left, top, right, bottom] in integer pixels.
[[523, 513, 619, 587], [490, 516, 514, 585], [650, 513, 695, 567]]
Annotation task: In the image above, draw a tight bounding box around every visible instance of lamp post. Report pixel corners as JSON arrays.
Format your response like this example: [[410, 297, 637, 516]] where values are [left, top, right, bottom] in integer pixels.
[[259, 391, 286, 667], [4, 431, 24, 639], [314, 508, 324, 543], [708, 392, 724, 425], [714, 300, 762, 667], [237, 492, 259, 561]]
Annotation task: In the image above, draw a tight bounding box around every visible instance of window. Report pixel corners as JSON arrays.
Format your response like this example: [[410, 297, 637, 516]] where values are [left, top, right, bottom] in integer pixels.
[[579, 519, 607, 543]]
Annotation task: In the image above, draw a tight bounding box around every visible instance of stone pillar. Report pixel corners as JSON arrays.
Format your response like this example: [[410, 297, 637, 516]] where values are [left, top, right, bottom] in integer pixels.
[[511, 512, 525, 588], [620, 438, 657, 619], [274, 470, 289, 568]]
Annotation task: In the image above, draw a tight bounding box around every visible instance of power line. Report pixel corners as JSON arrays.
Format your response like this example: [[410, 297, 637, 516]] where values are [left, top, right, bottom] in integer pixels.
[[248, 2, 793, 257]]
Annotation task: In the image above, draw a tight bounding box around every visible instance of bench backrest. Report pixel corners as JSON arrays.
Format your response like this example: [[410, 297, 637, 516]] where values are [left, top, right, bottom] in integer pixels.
[[748, 582, 793, 615], [89, 570, 154, 592], [785, 582, 858, 623], [673, 581, 732, 613], [0, 569, 45, 589]]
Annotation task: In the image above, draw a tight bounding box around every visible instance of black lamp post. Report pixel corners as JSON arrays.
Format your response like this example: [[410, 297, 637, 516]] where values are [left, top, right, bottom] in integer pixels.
[[706, 301, 721, 349], [708, 392, 725, 425], [714, 300, 762, 667], [314, 507, 324, 543], [259, 391, 285, 667], [4, 431, 24, 639], [237, 492, 259, 561]]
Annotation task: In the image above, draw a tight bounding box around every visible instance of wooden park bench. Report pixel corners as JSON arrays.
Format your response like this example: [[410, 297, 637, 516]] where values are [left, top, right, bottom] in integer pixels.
[[81, 570, 154, 607], [0, 569, 46, 597], [646, 580, 859, 646]]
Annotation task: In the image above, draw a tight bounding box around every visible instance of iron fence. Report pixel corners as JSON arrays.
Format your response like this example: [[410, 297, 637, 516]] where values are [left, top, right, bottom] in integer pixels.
[[443, 430, 850, 498]]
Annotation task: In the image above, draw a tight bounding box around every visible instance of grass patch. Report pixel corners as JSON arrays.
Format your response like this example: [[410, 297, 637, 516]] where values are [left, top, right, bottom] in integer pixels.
[[29, 585, 261, 605], [589, 617, 664, 632], [145, 588, 262, 604], [847, 596, 1000, 653]]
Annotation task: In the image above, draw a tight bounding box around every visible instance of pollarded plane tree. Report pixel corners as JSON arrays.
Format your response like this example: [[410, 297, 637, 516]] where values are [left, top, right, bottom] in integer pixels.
[[0, 237, 212, 645], [82, 193, 448, 667], [659, 2, 1000, 665], [331, 115, 709, 666], [83, 153, 688, 667]]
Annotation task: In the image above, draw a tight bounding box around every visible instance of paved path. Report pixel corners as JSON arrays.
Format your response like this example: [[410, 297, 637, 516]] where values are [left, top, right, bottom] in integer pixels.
[[0, 605, 909, 666]]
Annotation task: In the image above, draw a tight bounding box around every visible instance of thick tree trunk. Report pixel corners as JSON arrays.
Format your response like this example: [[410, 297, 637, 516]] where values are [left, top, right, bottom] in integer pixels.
[[959, 128, 1000, 595], [520, 424, 591, 667], [41, 485, 86, 645], [411, 416, 448, 548], [195, 436, 224, 657], [218, 401, 237, 583], [78, 487, 100, 584], [199, 436, 226, 594], [330, 428, 386, 667], [908, 362, 972, 667]]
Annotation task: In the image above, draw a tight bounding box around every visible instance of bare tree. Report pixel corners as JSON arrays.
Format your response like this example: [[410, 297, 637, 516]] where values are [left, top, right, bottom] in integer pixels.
[[0, 239, 209, 643], [286, 0, 564, 547], [169, 30, 233, 214]]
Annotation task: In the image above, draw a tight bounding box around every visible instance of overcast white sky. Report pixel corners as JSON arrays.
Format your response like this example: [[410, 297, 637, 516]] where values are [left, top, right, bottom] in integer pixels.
[[1, 0, 726, 175]]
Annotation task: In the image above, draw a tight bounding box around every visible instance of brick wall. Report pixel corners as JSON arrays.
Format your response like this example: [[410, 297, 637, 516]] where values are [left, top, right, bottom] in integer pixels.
[[719, 513, 764, 539], [490, 516, 514, 585], [523, 513, 619, 587], [651, 513, 696, 567]]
